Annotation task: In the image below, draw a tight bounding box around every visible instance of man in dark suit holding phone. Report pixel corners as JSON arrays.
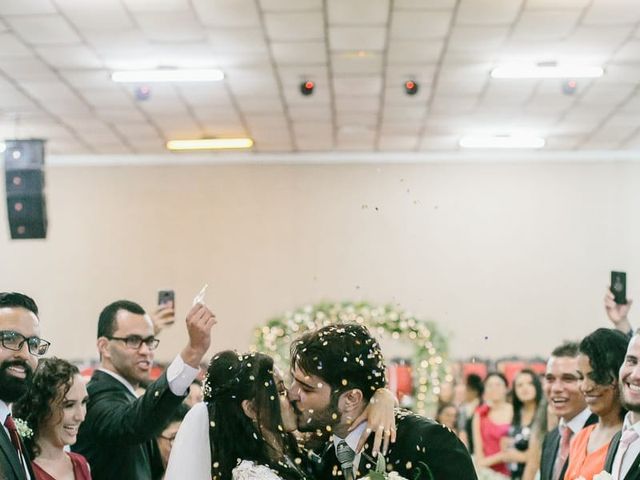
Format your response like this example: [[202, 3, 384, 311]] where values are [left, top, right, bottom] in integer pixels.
[[288, 324, 477, 480], [73, 299, 216, 480], [0, 292, 48, 480], [539, 342, 597, 480]]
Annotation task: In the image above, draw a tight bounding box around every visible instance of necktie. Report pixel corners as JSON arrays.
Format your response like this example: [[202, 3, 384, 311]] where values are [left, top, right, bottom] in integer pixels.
[[552, 426, 572, 480], [336, 441, 356, 480], [4, 415, 23, 456], [615, 429, 640, 479]]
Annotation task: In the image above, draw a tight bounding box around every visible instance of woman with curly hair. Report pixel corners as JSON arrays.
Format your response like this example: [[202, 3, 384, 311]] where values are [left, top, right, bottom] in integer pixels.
[[13, 357, 91, 480], [563, 328, 628, 480]]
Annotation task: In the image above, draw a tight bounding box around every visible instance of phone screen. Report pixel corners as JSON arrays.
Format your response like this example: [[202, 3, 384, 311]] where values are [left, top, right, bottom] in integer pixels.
[[611, 271, 627, 305], [158, 290, 175, 309]]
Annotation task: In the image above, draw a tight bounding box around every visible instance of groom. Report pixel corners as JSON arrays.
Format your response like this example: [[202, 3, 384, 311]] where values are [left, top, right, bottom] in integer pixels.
[[288, 324, 477, 480]]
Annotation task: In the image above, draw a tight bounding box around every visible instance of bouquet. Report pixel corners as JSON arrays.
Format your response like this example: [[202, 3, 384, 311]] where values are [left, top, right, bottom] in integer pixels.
[[361, 456, 410, 480]]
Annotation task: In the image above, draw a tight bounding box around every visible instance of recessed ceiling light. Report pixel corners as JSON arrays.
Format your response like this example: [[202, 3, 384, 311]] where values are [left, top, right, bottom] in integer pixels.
[[459, 135, 545, 149], [111, 69, 224, 83], [166, 138, 253, 151], [490, 63, 604, 79]]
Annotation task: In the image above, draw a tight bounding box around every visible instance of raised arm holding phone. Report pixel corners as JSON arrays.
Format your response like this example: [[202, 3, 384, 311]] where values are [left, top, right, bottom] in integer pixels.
[[73, 295, 216, 480]]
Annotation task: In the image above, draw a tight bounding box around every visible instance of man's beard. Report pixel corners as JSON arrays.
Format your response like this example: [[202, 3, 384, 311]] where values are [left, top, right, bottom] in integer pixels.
[[295, 394, 341, 433], [0, 360, 34, 403]]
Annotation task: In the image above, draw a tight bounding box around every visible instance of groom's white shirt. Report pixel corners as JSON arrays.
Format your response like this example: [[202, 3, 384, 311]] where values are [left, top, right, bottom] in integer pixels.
[[333, 421, 368, 473]]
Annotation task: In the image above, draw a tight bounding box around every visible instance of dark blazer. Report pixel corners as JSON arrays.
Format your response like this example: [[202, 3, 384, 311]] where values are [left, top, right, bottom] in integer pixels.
[[316, 409, 477, 480], [539, 412, 598, 480], [72, 370, 185, 480], [0, 424, 36, 480], [604, 431, 640, 480]]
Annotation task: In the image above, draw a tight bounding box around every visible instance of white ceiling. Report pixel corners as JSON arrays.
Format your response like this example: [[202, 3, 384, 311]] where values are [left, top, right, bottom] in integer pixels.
[[0, 0, 638, 155]]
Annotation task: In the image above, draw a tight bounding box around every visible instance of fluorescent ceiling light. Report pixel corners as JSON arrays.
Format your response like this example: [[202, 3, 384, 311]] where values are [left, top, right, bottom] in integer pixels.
[[111, 69, 224, 83], [491, 64, 604, 79], [166, 138, 254, 151], [459, 135, 545, 149]]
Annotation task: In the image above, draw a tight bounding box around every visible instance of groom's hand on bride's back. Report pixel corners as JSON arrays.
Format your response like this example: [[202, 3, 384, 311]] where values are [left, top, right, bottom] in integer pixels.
[[181, 303, 217, 368]]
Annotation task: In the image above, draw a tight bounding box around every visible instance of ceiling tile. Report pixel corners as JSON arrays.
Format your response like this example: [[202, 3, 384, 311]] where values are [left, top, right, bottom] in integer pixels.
[[333, 77, 383, 96], [390, 11, 452, 39], [259, 0, 321, 11], [0, 33, 33, 58], [122, 0, 191, 12], [271, 42, 327, 64], [387, 40, 443, 63], [330, 27, 387, 51], [193, 0, 261, 27], [395, 0, 456, 8], [6, 15, 81, 45], [583, 0, 640, 25], [134, 12, 206, 42], [0, 0, 56, 15], [208, 28, 269, 54], [288, 106, 332, 121], [448, 26, 509, 52], [457, 0, 523, 25], [511, 10, 581, 40], [265, 12, 324, 41], [328, 0, 390, 25], [430, 95, 478, 114], [331, 53, 383, 75], [335, 95, 379, 112], [382, 106, 425, 120], [55, 0, 134, 30], [418, 135, 459, 150], [35, 45, 103, 69], [378, 134, 418, 150], [78, 88, 134, 108], [0, 57, 58, 80], [525, 0, 589, 8]]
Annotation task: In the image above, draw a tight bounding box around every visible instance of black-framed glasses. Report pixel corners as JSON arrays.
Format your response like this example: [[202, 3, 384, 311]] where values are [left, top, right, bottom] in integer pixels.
[[0, 331, 50, 356], [107, 335, 160, 350]]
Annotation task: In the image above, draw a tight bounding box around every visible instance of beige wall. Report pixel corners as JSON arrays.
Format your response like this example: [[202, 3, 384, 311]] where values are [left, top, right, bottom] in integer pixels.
[[1, 160, 639, 363]]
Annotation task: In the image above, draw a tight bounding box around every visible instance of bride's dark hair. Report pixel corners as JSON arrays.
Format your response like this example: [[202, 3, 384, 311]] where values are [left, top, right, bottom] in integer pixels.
[[204, 350, 306, 480]]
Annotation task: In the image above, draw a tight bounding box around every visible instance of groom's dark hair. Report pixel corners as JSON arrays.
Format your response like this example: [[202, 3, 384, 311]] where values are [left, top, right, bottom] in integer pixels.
[[291, 323, 386, 402]]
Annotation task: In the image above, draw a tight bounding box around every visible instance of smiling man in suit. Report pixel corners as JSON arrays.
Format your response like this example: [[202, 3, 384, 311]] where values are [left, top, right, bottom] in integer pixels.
[[540, 341, 597, 480], [604, 331, 640, 479], [0, 292, 50, 480], [288, 323, 477, 480]]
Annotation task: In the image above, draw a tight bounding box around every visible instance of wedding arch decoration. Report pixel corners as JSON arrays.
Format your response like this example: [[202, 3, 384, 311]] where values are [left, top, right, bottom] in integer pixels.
[[251, 301, 450, 416]]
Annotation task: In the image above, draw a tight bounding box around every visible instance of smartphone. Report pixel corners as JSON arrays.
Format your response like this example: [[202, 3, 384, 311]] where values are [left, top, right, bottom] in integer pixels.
[[158, 290, 175, 309], [611, 271, 627, 305]]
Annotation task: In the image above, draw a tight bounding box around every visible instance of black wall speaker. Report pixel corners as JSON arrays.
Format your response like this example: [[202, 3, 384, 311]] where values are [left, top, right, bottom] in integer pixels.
[[3, 139, 47, 239]]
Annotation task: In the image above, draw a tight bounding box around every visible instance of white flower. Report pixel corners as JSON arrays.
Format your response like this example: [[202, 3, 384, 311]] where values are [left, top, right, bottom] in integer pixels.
[[13, 418, 33, 439], [593, 472, 614, 480]]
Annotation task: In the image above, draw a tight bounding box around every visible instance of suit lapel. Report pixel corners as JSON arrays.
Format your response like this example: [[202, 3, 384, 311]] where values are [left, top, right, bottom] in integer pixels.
[[604, 432, 621, 472], [0, 427, 25, 480], [624, 452, 640, 480]]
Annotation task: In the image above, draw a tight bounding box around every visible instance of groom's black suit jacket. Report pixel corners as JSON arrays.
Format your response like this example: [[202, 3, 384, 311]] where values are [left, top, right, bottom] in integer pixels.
[[73, 370, 186, 480], [539, 413, 598, 480], [316, 409, 477, 480], [0, 423, 35, 480], [604, 430, 640, 480]]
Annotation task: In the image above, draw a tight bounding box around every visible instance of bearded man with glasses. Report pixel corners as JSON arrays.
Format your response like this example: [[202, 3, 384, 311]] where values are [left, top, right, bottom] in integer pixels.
[[0, 292, 50, 480], [73, 299, 216, 480]]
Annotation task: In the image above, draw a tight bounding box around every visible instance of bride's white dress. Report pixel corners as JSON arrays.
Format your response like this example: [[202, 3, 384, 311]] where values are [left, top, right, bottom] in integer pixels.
[[164, 402, 285, 480]]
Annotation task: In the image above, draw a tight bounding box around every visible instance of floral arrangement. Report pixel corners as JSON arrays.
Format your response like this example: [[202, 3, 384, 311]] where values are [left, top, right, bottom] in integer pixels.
[[252, 301, 449, 417], [14, 418, 33, 439], [362, 455, 410, 480]]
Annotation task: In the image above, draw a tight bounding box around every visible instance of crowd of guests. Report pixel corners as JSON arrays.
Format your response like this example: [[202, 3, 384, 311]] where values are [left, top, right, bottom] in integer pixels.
[[2, 286, 640, 480], [428, 289, 640, 480]]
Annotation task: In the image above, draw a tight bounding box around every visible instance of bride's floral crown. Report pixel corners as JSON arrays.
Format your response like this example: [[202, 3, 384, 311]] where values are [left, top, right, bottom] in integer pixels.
[[203, 352, 268, 400]]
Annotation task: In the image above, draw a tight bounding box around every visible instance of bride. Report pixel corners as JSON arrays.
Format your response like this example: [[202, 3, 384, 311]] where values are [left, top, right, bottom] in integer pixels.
[[165, 350, 395, 480]]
